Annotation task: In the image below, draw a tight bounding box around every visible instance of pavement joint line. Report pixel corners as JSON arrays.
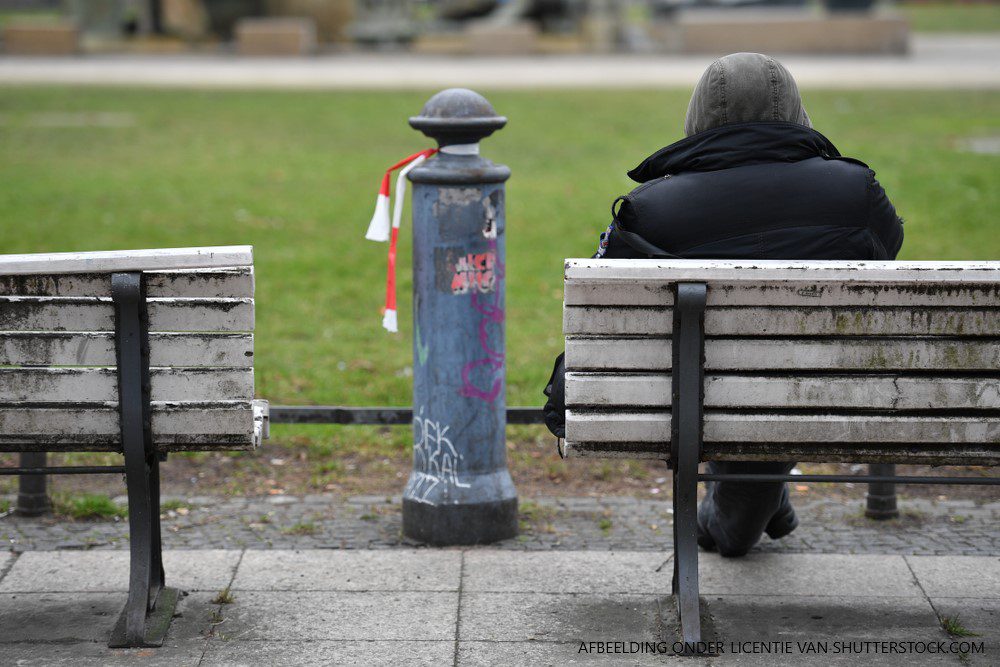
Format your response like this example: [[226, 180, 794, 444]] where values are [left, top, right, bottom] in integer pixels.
[[683, 593, 937, 598], [654, 554, 674, 573], [448, 586, 664, 598], [199, 547, 246, 662], [0, 639, 113, 646], [201, 639, 473, 643], [227, 588, 465, 593], [0, 550, 18, 584], [903, 554, 946, 631], [453, 551, 465, 667]]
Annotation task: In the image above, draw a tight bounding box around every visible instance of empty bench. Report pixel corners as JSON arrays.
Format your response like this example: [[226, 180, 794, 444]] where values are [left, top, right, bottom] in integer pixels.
[[0, 245, 268, 647], [561, 258, 999, 653]]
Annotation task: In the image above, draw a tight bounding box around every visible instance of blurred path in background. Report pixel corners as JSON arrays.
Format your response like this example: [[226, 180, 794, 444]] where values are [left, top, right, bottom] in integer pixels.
[[1, 35, 997, 89]]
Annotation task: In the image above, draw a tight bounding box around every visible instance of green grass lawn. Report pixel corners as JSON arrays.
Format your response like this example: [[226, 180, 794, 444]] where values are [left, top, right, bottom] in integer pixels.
[[1, 86, 998, 461], [899, 2, 1000, 33], [0, 10, 64, 29]]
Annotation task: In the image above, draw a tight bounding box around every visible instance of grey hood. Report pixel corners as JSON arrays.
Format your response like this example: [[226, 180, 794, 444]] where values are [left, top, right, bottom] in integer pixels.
[[684, 53, 812, 136]]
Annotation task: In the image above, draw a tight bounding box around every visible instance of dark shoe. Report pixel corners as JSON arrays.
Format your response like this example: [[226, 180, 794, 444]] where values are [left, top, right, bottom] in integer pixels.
[[696, 519, 717, 552], [717, 544, 751, 558], [764, 502, 799, 540]]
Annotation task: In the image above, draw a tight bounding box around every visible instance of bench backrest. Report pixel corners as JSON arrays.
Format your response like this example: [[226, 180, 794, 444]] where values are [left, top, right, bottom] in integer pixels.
[[563, 259, 1000, 466], [0, 246, 260, 452]]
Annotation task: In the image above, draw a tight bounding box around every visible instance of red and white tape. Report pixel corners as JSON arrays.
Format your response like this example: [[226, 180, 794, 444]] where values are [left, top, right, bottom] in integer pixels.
[[365, 148, 437, 332]]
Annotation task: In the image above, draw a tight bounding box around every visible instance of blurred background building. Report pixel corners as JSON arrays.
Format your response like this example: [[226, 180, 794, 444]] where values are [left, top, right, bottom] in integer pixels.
[[0, 0, 942, 56]]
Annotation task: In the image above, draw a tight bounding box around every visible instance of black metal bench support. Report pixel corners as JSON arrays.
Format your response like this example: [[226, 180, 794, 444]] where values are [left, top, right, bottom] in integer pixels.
[[866, 463, 900, 520], [16, 452, 50, 516], [107, 272, 177, 649], [670, 282, 708, 654]]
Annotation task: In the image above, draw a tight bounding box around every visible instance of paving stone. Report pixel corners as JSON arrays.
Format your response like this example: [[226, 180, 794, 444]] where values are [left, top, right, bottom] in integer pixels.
[[463, 551, 672, 594], [217, 591, 458, 641], [460, 592, 660, 643], [457, 640, 684, 666], [709, 650, 957, 666], [905, 555, 1000, 599], [163, 591, 224, 641], [0, 589, 211, 643], [0, 642, 205, 667], [707, 594, 942, 641], [928, 597, 999, 663], [706, 595, 961, 666], [0, 550, 13, 579], [267, 495, 300, 505], [201, 639, 454, 666], [0, 592, 132, 643], [699, 553, 922, 598], [0, 550, 240, 593], [233, 549, 460, 592]]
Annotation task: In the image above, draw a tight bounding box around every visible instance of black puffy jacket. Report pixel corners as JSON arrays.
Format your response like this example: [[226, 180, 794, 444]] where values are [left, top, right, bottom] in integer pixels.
[[543, 121, 904, 438]]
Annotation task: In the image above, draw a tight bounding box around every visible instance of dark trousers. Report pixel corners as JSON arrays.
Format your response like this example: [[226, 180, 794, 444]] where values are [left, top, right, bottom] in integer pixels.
[[698, 460, 797, 557]]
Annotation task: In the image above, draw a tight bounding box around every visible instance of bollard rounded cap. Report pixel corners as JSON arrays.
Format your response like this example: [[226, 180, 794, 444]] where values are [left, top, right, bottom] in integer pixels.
[[409, 88, 507, 147]]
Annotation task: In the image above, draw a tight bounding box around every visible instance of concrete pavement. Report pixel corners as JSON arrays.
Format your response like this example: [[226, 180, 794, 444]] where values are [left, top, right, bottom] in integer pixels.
[[0, 36, 998, 89], [1, 548, 996, 665]]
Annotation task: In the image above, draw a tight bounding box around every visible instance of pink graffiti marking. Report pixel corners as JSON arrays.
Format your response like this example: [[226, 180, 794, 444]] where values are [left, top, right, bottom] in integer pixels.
[[460, 237, 505, 403]]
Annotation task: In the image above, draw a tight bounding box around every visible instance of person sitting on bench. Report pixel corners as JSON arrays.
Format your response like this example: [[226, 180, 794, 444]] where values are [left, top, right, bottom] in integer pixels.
[[544, 52, 905, 557]]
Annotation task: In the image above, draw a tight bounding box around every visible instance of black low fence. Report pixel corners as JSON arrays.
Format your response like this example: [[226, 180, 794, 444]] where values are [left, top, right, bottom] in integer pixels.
[[270, 406, 544, 425], [6, 406, 545, 517], [7, 406, 907, 521]]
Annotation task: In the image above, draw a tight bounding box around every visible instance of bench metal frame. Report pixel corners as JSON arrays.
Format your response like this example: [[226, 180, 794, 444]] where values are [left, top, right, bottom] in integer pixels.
[[667, 281, 1000, 655], [0, 272, 177, 648]]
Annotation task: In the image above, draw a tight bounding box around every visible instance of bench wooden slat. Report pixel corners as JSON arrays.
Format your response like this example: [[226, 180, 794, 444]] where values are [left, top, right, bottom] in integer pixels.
[[701, 443, 1000, 466], [565, 337, 1000, 371], [561, 441, 665, 460], [566, 373, 1000, 410], [0, 245, 252, 276], [0, 403, 255, 450], [0, 245, 265, 463], [563, 259, 1000, 466], [564, 279, 1000, 308], [706, 413, 1000, 444], [0, 332, 254, 367], [0, 268, 254, 298], [0, 298, 254, 332], [564, 306, 1000, 337], [561, 441, 1000, 466], [566, 410, 1000, 444], [565, 259, 1000, 284], [0, 368, 253, 403]]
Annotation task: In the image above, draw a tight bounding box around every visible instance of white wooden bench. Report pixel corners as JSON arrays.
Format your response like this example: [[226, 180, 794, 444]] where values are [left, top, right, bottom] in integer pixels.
[[562, 258, 1000, 653], [0, 245, 268, 648]]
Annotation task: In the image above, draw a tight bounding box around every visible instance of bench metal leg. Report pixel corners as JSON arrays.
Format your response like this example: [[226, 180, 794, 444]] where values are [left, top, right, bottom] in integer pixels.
[[672, 457, 702, 651], [670, 282, 707, 654], [16, 452, 50, 517], [866, 463, 900, 520], [107, 272, 178, 649]]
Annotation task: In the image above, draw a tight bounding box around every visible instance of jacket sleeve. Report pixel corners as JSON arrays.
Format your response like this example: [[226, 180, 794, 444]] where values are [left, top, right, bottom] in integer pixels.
[[542, 352, 565, 439], [868, 171, 904, 259]]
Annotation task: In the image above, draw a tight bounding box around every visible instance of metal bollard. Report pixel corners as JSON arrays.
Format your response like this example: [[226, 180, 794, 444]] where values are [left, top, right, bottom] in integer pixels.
[[401, 88, 518, 545], [865, 463, 899, 520], [16, 452, 51, 517]]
